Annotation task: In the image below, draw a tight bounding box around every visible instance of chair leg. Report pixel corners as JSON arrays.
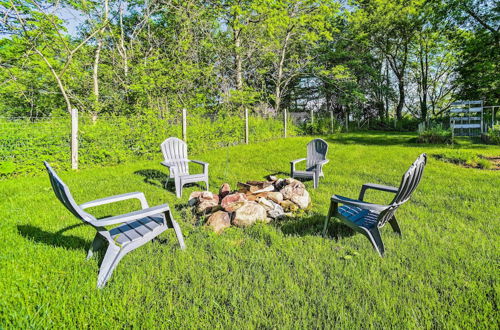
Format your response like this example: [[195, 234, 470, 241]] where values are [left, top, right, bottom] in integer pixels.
[[87, 234, 105, 260], [313, 172, 319, 188], [175, 177, 182, 198], [171, 220, 186, 250], [205, 179, 209, 191], [366, 227, 385, 257], [323, 202, 335, 237], [97, 244, 124, 288], [389, 216, 402, 236]]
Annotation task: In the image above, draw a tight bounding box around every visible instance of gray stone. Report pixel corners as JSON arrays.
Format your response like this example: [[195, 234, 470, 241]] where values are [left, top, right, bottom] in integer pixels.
[[206, 211, 231, 234], [232, 201, 268, 227]]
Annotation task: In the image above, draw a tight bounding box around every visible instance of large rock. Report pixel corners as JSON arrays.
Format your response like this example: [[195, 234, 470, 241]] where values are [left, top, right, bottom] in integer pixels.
[[257, 197, 285, 219], [196, 192, 219, 214], [285, 178, 305, 188], [219, 183, 231, 199], [290, 189, 311, 209], [221, 193, 247, 212], [232, 201, 268, 227], [188, 191, 203, 206], [206, 211, 231, 234], [280, 183, 304, 200], [266, 192, 283, 204]]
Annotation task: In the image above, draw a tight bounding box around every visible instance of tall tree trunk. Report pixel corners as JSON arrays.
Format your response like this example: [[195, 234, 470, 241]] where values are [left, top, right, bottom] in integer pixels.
[[396, 77, 404, 120], [419, 40, 428, 122], [34, 49, 73, 114], [92, 39, 102, 122], [274, 31, 291, 113], [91, 0, 108, 122], [234, 27, 243, 90]]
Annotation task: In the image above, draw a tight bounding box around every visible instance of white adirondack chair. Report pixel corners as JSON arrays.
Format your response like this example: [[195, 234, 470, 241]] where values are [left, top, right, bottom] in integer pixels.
[[290, 138, 329, 188], [44, 162, 186, 288], [160, 137, 209, 198]]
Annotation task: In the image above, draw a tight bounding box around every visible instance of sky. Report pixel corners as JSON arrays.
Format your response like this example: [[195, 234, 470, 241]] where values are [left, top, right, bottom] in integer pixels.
[[56, 6, 86, 36]]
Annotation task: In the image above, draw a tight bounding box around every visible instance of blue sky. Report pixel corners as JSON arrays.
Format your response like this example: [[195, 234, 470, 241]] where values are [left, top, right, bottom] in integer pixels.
[[57, 6, 86, 36]]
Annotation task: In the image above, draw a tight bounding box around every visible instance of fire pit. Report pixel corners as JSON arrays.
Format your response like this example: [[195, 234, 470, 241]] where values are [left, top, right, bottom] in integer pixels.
[[188, 176, 311, 233]]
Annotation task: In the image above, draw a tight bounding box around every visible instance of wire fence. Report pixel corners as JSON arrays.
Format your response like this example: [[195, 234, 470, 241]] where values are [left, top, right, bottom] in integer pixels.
[[1, 109, 329, 178]]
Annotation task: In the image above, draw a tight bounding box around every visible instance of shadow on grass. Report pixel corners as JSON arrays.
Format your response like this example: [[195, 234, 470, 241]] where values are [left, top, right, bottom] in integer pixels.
[[274, 212, 355, 240], [264, 171, 289, 178], [135, 169, 208, 195], [17, 223, 89, 250], [326, 132, 417, 146], [134, 169, 169, 189]]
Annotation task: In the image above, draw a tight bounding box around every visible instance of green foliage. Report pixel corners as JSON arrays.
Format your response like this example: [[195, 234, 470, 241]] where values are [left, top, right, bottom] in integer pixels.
[[432, 150, 495, 170], [417, 124, 453, 144], [482, 125, 500, 145], [0, 113, 296, 178], [299, 115, 342, 135], [0, 134, 498, 327]]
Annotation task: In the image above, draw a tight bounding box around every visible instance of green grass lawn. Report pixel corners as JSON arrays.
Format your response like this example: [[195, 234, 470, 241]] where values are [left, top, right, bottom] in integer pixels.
[[1, 132, 499, 328]]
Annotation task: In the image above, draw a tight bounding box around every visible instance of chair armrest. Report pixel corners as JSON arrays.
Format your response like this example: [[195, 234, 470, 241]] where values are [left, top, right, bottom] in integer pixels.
[[90, 204, 171, 227], [189, 159, 208, 166], [80, 192, 149, 210], [358, 183, 399, 201], [161, 161, 178, 168], [291, 158, 306, 165], [331, 194, 388, 212], [189, 159, 208, 175], [290, 158, 306, 173]]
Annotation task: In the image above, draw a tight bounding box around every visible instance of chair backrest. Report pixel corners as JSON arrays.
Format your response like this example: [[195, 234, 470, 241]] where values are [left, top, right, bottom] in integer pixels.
[[44, 162, 95, 224], [377, 154, 427, 227], [160, 137, 189, 175], [306, 138, 328, 168]]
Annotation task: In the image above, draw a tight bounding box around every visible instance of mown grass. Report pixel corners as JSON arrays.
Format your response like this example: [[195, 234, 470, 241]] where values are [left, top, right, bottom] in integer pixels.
[[0, 132, 499, 328]]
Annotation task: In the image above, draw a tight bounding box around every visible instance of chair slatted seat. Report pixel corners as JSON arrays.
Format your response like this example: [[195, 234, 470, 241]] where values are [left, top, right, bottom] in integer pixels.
[[323, 154, 427, 256], [160, 137, 209, 198], [44, 162, 186, 288]]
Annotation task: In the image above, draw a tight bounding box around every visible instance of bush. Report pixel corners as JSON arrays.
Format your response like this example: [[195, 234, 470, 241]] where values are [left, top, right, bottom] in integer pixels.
[[482, 125, 500, 145], [417, 124, 453, 144], [0, 113, 297, 178], [299, 115, 342, 135], [368, 117, 421, 131]]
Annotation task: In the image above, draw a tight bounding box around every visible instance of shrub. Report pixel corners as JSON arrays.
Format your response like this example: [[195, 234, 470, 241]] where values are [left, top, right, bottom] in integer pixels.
[[299, 115, 342, 135], [417, 124, 453, 144], [0, 113, 297, 178], [482, 125, 500, 145]]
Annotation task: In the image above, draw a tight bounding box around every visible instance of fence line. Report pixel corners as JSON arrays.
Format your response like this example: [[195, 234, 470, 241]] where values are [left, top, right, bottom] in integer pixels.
[[1, 110, 326, 178]]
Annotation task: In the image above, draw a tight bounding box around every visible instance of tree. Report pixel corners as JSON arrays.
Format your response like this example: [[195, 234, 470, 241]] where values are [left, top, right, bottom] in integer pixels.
[[352, 0, 426, 120]]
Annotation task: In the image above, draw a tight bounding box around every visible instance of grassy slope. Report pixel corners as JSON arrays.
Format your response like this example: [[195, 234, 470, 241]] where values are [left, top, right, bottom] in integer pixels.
[[0, 132, 498, 328]]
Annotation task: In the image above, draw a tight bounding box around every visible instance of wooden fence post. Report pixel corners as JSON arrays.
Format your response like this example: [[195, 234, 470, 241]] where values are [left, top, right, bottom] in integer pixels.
[[245, 108, 249, 144], [182, 108, 187, 141], [71, 107, 78, 170], [284, 108, 287, 138]]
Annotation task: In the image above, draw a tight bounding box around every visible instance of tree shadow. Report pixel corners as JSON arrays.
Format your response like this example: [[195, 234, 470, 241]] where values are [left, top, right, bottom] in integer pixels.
[[134, 169, 208, 194], [17, 223, 90, 250], [265, 171, 289, 178], [326, 132, 418, 147], [134, 169, 170, 189], [274, 212, 355, 240]]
